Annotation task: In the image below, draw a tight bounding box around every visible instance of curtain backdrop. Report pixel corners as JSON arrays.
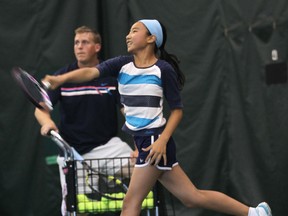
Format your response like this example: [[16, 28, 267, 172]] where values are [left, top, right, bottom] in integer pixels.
[[0, 0, 287, 215]]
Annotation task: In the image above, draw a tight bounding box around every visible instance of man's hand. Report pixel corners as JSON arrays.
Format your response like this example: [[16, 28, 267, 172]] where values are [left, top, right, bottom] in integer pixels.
[[40, 122, 58, 136], [130, 149, 139, 158]]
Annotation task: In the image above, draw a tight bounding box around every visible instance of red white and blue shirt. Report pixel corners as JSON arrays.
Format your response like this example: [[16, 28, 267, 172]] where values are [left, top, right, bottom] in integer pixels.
[[48, 62, 121, 154]]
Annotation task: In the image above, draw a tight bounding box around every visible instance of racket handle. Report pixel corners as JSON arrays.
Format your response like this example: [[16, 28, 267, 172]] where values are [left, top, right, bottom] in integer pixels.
[[47, 130, 53, 136], [48, 130, 58, 137], [48, 130, 83, 161], [42, 81, 51, 90]]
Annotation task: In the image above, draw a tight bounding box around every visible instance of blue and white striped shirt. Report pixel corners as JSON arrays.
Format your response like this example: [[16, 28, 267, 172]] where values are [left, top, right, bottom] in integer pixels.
[[97, 55, 183, 136]]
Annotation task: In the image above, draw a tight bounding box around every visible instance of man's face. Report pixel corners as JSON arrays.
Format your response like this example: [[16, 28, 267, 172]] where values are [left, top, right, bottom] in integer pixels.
[[74, 32, 100, 65]]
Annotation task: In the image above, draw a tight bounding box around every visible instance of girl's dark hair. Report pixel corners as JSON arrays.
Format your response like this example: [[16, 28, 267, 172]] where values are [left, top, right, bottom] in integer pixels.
[[157, 22, 185, 90]]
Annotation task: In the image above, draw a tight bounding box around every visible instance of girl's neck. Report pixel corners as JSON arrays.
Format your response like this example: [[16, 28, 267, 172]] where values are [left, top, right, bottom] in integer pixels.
[[134, 52, 158, 68]]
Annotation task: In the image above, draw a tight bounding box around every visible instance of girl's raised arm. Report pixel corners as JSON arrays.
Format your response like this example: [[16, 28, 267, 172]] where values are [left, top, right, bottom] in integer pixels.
[[42, 67, 100, 90]]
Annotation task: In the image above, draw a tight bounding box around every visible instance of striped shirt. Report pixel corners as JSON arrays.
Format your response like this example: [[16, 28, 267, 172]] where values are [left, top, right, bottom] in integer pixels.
[[97, 55, 183, 136], [60, 85, 116, 96], [48, 62, 120, 154]]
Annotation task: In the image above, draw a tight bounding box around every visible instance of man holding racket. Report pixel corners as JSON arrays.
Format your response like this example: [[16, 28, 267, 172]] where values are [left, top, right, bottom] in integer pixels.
[[34, 26, 136, 216]]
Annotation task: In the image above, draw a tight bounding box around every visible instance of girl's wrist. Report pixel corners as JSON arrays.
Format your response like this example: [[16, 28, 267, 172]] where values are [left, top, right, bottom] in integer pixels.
[[159, 134, 170, 143]]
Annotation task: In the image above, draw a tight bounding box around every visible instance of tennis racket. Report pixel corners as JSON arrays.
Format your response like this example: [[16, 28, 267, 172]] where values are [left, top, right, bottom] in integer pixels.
[[11, 67, 53, 112], [48, 130, 129, 201], [83, 162, 129, 201]]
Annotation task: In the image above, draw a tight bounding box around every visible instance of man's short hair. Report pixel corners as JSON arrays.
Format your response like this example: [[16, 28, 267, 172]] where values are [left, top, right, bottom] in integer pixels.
[[75, 26, 102, 44]]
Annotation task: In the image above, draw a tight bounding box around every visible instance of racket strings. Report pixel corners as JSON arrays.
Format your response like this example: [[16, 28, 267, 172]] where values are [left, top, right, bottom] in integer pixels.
[[21, 73, 43, 102], [13, 67, 53, 111], [79, 158, 131, 201]]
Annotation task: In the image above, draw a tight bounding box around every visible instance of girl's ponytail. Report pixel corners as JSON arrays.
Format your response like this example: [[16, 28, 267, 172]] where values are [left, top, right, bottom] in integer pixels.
[[139, 19, 185, 90], [159, 47, 185, 90]]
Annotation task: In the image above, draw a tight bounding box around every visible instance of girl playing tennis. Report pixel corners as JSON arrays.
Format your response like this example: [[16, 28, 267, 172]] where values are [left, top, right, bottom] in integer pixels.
[[43, 19, 272, 216]]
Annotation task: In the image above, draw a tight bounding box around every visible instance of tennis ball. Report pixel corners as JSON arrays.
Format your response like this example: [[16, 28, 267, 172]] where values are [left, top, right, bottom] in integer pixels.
[[142, 198, 154, 209], [77, 194, 89, 203], [109, 200, 123, 210], [146, 191, 153, 199], [108, 201, 116, 210], [97, 200, 109, 212], [107, 192, 125, 199], [78, 201, 109, 213], [101, 196, 109, 205], [115, 192, 125, 199], [147, 199, 154, 208], [142, 199, 147, 208], [101, 196, 108, 201], [77, 203, 86, 213], [106, 193, 116, 199], [116, 200, 123, 209], [81, 202, 93, 211]]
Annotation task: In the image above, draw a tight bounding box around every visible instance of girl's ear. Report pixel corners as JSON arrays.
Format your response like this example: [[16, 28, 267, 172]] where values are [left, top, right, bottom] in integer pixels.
[[147, 35, 156, 45]]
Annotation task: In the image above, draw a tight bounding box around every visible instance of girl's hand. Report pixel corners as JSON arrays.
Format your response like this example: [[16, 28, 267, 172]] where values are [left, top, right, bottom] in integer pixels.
[[142, 138, 167, 166], [143, 109, 183, 167], [42, 75, 65, 90]]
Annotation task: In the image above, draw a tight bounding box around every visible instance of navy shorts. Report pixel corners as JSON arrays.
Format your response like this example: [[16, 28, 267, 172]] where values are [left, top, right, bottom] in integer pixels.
[[133, 135, 178, 170]]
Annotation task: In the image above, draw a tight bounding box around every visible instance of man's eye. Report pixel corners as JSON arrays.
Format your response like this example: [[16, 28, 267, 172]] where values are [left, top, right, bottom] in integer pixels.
[[74, 40, 91, 46]]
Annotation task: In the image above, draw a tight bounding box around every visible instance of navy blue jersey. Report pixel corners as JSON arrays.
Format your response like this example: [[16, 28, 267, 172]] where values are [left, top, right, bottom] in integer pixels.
[[97, 55, 183, 136], [48, 62, 121, 154]]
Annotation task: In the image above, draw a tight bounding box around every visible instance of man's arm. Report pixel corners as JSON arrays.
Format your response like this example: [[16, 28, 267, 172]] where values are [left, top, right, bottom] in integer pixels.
[[34, 108, 58, 135], [42, 67, 100, 90]]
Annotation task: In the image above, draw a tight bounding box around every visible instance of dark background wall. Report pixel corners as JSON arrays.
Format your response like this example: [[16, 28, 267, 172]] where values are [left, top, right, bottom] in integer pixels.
[[0, 0, 287, 215]]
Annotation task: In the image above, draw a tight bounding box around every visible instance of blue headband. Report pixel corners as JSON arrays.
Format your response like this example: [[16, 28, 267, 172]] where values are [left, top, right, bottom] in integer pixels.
[[139, 19, 163, 48]]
